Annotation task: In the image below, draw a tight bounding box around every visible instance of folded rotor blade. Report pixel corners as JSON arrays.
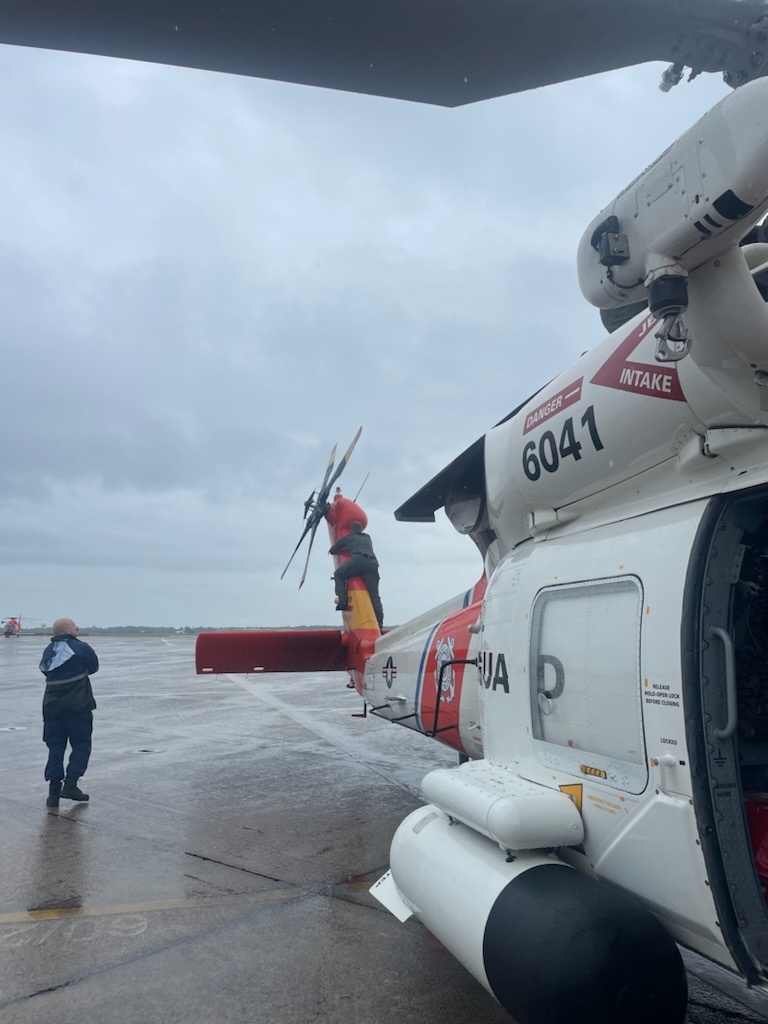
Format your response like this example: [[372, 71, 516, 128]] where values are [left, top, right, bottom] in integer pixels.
[[280, 518, 314, 580], [298, 514, 323, 589]]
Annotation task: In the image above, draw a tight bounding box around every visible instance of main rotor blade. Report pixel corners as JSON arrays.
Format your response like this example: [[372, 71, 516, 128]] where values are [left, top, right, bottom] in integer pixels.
[[2, 2, 763, 107], [322, 426, 362, 500], [318, 443, 337, 499]]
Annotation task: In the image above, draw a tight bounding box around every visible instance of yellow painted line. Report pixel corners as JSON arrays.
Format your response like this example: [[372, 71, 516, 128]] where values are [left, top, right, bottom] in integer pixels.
[[0, 887, 303, 924], [224, 673, 256, 692]]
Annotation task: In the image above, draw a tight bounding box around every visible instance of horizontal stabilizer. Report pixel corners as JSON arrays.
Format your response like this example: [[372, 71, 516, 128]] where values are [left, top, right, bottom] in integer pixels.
[[195, 629, 347, 674]]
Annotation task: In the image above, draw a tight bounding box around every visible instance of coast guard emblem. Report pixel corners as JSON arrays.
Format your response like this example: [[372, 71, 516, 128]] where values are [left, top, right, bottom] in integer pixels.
[[382, 656, 397, 689], [435, 636, 456, 703]]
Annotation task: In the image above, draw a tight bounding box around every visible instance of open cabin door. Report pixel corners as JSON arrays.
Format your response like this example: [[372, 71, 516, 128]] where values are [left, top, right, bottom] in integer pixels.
[[686, 487, 768, 979]]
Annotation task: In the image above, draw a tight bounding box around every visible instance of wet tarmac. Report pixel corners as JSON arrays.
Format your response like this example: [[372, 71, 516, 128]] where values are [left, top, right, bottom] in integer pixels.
[[1, 634, 767, 1024]]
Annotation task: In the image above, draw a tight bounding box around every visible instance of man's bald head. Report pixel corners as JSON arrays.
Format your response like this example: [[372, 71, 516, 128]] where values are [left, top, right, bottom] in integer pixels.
[[52, 617, 78, 636]]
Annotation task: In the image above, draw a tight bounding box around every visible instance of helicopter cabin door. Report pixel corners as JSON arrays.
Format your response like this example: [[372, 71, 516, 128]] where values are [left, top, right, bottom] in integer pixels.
[[685, 486, 768, 980]]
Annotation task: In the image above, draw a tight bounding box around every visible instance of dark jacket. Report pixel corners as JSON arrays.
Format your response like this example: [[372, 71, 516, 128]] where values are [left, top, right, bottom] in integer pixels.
[[329, 531, 378, 562], [40, 633, 98, 719]]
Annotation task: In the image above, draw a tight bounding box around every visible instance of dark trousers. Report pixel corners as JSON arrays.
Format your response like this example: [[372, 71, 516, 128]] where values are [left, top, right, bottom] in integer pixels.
[[334, 556, 384, 628], [43, 713, 93, 781]]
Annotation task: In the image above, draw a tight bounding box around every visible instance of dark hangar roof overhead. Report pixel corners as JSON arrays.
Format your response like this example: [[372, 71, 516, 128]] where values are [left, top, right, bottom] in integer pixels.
[[1, 0, 768, 106]]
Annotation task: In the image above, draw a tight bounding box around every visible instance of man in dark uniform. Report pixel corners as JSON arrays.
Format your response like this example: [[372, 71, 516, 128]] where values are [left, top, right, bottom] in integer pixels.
[[329, 521, 384, 628], [39, 617, 99, 807]]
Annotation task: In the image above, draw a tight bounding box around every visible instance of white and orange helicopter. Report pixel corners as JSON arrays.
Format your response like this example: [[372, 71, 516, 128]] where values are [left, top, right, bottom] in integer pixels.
[[9, 1, 768, 1022], [196, 81, 768, 1024]]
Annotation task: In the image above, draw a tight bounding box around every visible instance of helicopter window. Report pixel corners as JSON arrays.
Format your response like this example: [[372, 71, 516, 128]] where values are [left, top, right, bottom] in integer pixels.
[[529, 576, 647, 794]]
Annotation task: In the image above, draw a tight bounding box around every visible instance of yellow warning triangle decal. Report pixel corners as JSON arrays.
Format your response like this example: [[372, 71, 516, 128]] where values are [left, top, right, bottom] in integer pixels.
[[559, 784, 583, 814]]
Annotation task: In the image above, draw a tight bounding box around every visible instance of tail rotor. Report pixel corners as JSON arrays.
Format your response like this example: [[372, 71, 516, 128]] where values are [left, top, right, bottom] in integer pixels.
[[280, 443, 337, 581], [281, 427, 362, 587]]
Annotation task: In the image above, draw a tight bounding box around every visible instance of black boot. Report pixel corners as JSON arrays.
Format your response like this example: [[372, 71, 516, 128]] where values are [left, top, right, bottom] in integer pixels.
[[61, 777, 89, 801], [46, 781, 62, 808]]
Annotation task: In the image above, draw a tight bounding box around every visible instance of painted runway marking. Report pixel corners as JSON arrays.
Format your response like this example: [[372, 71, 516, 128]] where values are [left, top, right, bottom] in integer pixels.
[[0, 886, 304, 925], [224, 673, 260, 692], [0, 882, 382, 955], [0, 915, 149, 949]]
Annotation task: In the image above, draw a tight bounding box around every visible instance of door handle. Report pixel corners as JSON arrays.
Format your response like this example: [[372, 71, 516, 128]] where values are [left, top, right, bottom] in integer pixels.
[[709, 626, 737, 740]]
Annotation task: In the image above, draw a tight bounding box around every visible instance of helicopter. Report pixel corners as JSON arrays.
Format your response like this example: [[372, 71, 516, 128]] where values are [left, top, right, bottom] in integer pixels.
[[2, 616, 21, 638], [194, 66, 768, 1004], [194, 34, 768, 1024], [8, 2, 768, 1023]]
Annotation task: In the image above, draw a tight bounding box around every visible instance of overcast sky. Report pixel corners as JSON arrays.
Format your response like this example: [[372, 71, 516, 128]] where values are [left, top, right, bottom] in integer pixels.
[[0, 42, 728, 628]]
